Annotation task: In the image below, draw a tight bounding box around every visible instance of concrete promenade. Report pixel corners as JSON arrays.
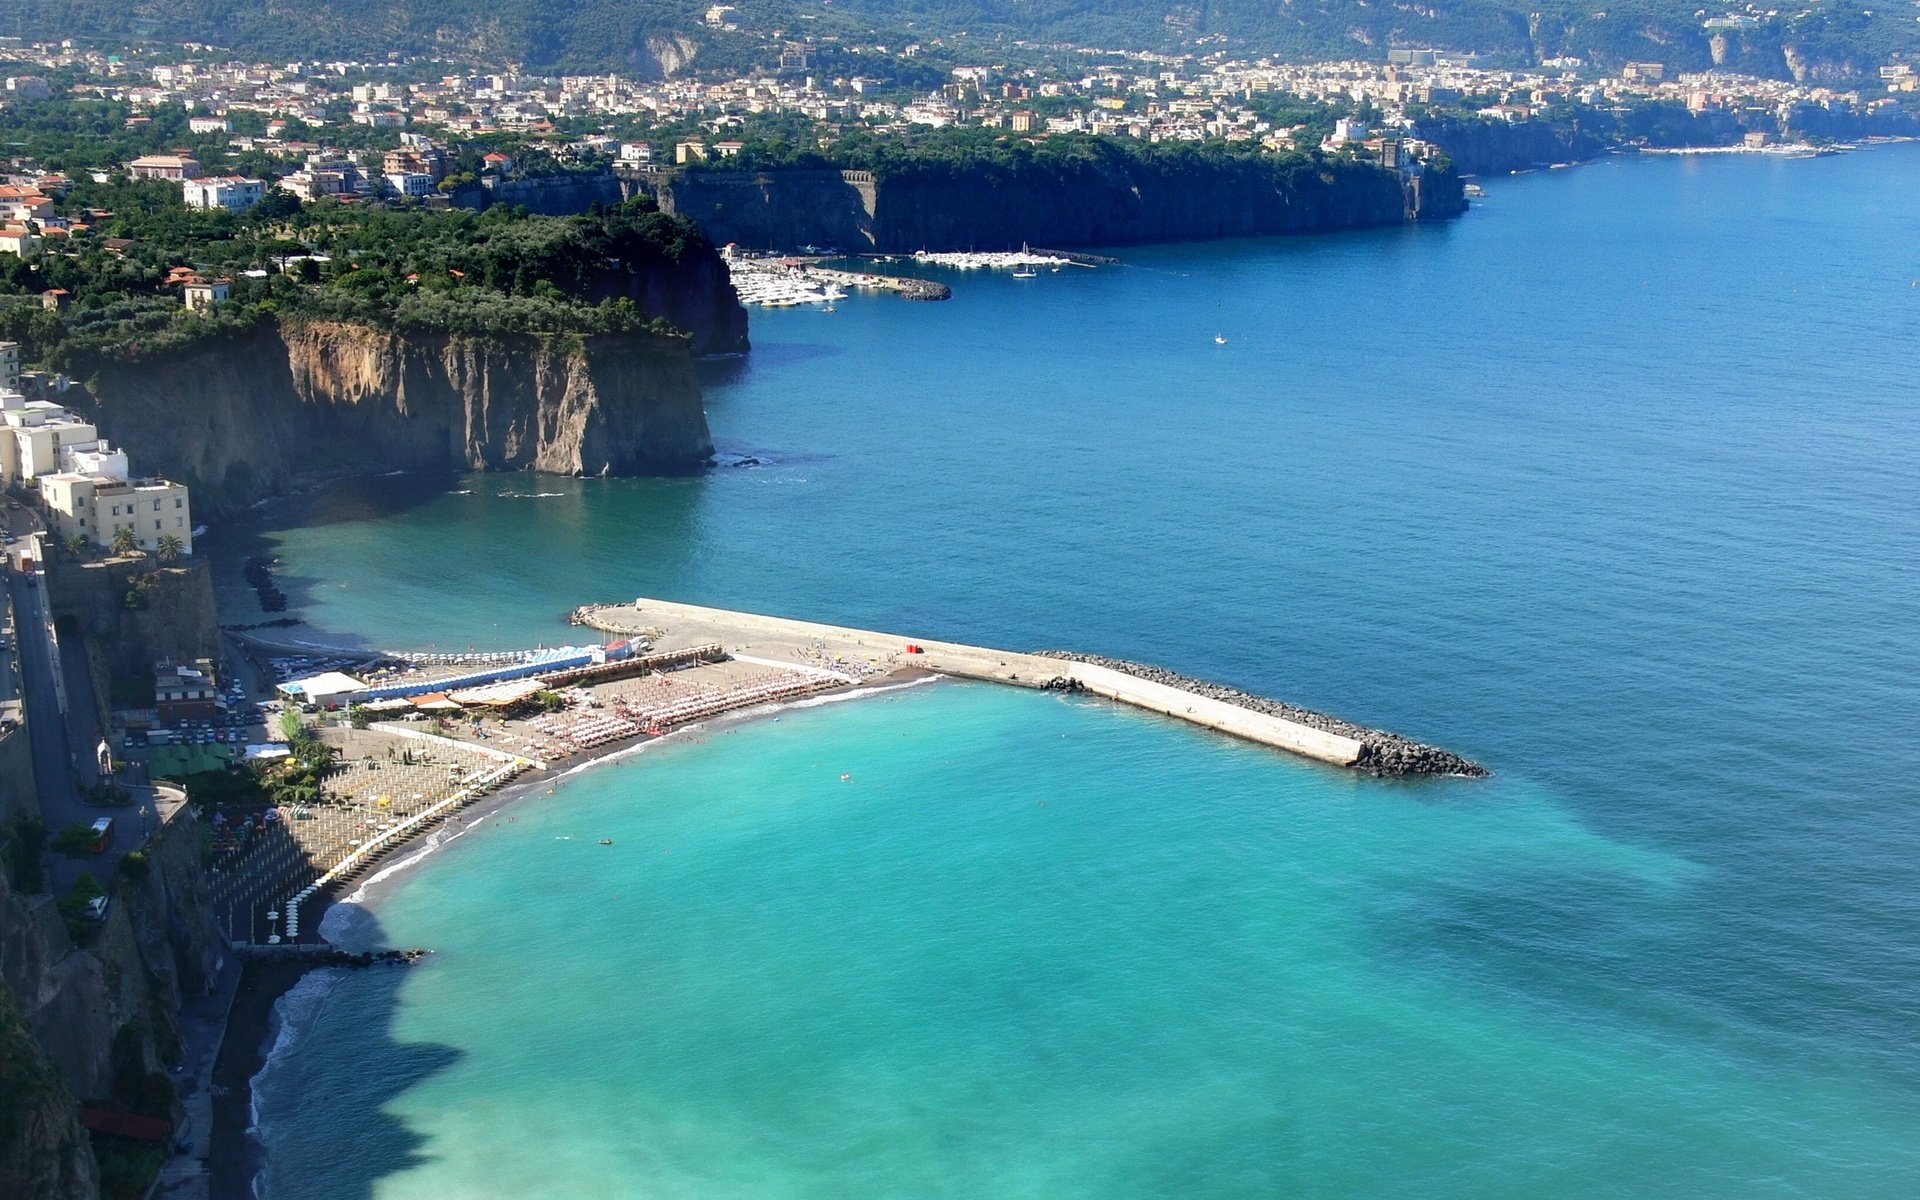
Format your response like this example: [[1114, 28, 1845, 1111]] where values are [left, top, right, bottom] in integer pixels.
[[576, 597, 1366, 768]]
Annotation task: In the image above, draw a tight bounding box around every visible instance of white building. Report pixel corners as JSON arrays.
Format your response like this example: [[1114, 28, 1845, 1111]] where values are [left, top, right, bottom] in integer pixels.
[[183, 175, 267, 213], [183, 279, 231, 311], [384, 171, 434, 198], [0, 227, 41, 257], [24, 411, 194, 555], [0, 391, 102, 485], [40, 469, 194, 556], [0, 341, 17, 393]]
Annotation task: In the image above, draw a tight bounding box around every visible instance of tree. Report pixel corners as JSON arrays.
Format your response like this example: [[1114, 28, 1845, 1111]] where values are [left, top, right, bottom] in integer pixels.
[[110, 526, 139, 556], [155, 532, 184, 563], [63, 533, 89, 559], [52, 823, 100, 857], [347, 704, 372, 729]]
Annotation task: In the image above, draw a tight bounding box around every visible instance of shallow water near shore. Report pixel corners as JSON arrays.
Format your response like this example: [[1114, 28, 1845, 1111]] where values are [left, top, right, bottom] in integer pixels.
[[246, 146, 1920, 1197]]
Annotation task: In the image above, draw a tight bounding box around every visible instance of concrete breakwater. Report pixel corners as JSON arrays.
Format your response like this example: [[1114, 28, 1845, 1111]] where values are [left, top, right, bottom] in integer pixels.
[[1038, 652, 1487, 778], [807, 266, 951, 301], [575, 597, 1483, 778]]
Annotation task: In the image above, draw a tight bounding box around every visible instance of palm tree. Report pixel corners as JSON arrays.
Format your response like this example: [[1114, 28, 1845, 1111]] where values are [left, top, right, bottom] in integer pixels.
[[110, 527, 139, 556], [155, 533, 185, 563], [62, 534, 88, 560]]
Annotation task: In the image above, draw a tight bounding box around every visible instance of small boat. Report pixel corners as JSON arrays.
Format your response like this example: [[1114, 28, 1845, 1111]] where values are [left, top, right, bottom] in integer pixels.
[[598, 838, 613, 846], [1012, 267, 1037, 279], [1214, 334, 1228, 345]]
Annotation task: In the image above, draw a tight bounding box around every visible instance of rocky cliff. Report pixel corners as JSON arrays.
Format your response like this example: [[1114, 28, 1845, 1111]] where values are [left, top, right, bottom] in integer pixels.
[[660, 155, 1462, 253], [1, 809, 224, 1200], [1417, 105, 1920, 175], [1413, 117, 1607, 175], [78, 319, 718, 515]]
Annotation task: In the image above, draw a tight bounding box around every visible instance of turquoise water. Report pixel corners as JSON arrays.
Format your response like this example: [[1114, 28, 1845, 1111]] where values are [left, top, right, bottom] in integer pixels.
[[247, 147, 1920, 1197]]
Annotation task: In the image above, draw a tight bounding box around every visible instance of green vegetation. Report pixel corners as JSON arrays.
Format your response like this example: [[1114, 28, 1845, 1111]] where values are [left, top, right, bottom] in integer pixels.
[[96, 1144, 167, 1200], [51, 823, 102, 858], [117, 850, 151, 882], [0, 983, 88, 1200], [57, 874, 104, 943], [0, 168, 719, 375], [7, 0, 1917, 80], [107, 1022, 175, 1117]]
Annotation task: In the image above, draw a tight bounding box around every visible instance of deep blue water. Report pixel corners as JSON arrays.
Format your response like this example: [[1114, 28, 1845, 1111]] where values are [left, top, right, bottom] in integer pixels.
[[244, 147, 1920, 1198]]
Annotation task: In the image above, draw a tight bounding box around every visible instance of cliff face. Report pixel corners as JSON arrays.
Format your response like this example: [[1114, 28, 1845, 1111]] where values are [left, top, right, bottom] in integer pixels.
[[871, 157, 1459, 250], [49, 559, 222, 717], [82, 319, 717, 515], [1414, 117, 1606, 175], [0, 981, 97, 1200], [661, 157, 1461, 253], [1, 809, 222, 1200], [660, 169, 880, 253]]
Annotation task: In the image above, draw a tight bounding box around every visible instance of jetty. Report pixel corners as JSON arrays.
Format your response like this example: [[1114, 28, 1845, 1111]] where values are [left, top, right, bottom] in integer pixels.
[[806, 265, 950, 301], [573, 597, 1484, 778]]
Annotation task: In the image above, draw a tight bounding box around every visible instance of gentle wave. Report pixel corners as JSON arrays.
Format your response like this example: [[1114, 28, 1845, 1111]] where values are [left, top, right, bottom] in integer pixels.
[[249, 965, 348, 1191]]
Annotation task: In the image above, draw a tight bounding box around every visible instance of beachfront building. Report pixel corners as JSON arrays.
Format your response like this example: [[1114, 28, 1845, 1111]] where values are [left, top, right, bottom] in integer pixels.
[[182, 175, 266, 213], [277, 671, 369, 709], [155, 659, 221, 723], [39, 468, 194, 556]]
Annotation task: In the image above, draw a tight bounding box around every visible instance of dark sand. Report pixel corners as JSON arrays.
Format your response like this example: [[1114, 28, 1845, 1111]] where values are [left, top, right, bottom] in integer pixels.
[[209, 960, 318, 1200]]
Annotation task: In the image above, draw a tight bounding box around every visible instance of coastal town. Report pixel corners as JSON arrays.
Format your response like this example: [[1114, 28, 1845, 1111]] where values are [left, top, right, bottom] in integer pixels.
[[0, 8, 1916, 1199], [0, 27, 1911, 227]]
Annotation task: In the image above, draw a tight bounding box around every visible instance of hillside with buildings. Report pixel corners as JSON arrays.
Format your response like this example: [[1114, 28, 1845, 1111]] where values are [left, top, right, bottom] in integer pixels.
[[6, 0, 1918, 81]]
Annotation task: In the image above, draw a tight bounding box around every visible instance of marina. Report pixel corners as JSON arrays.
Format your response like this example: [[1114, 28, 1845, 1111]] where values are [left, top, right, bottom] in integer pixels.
[[723, 251, 952, 304]]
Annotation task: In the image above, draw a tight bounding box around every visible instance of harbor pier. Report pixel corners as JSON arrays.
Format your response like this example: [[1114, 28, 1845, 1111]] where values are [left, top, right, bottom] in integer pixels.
[[573, 597, 1483, 777]]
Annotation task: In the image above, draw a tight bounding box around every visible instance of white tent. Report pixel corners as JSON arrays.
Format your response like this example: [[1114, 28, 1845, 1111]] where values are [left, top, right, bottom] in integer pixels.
[[277, 671, 369, 708]]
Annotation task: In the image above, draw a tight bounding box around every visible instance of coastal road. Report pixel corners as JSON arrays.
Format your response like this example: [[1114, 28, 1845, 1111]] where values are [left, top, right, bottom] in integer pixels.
[[7, 567, 154, 892]]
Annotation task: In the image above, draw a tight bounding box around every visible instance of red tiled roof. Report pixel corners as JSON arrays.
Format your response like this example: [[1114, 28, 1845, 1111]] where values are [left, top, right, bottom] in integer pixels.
[[81, 1107, 172, 1144]]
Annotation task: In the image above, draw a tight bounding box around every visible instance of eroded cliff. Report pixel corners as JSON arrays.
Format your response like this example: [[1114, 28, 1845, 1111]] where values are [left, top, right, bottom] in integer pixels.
[[660, 155, 1462, 253], [1, 810, 223, 1200], [79, 319, 717, 515]]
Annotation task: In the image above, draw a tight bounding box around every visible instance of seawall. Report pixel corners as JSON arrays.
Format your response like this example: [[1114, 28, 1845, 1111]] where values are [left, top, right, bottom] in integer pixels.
[[576, 597, 1483, 777]]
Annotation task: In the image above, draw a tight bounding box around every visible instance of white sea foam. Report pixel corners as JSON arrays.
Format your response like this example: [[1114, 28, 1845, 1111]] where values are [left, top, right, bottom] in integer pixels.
[[248, 966, 347, 1177], [329, 812, 485, 913]]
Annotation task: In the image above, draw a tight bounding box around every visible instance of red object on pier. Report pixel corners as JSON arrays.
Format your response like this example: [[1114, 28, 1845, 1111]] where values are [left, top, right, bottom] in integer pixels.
[[906, 644, 923, 654]]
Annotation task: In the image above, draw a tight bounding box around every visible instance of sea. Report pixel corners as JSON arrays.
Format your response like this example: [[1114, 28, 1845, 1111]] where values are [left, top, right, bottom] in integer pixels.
[[238, 146, 1920, 1199]]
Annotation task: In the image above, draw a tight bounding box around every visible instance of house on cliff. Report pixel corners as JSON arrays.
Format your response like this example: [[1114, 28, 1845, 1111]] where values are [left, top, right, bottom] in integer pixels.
[[0, 390, 194, 556]]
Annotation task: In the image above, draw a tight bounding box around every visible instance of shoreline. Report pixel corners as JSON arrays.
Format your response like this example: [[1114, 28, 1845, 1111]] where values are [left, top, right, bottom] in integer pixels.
[[577, 595, 1486, 778], [205, 667, 934, 1200], [209, 960, 322, 1200]]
